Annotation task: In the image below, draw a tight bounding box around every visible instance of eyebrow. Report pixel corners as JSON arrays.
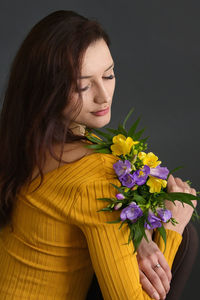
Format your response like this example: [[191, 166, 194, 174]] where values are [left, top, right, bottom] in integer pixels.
[[78, 62, 114, 79]]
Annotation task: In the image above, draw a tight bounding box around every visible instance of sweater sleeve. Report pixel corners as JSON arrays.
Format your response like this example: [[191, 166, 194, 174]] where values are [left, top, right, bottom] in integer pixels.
[[153, 229, 182, 269], [69, 156, 182, 300]]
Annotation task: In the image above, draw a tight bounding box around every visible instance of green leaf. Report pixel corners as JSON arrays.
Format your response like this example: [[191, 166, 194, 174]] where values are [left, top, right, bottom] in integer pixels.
[[193, 207, 200, 219], [85, 135, 103, 144], [105, 128, 119, 135], [92, 128, 112, 141], [134, 220, 144, 240], [168, 166, 184, 178], [132, 225, 144, 252], [96, 197, 115, 203], [110, 183, 124, 193], [107, 218, 121, 224], [117, 124, 127, 135], [143, 230, 149, 243], [129, 218, 146, 252], [128, 117, 141, 137], [85, 144, 107, 149], [97, 207, 112, 212], [84, 144, 104, 150], [157, 225, 167, 253], [140, 137, 149, 143], [133, 194, 147, 204], [128, 225, 135, 244], [192, 210, 200, 222], [122, 107, 135, 129], [94, 148, 111, 154], [134, 128, 146, 140], [118, 220, 127, 230], [157, 192, 200, 209], [185, 180, 192, 186]]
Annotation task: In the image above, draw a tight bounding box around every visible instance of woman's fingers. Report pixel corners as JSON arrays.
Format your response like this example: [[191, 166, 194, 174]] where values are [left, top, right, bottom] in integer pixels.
[[137, 238, 172, 299], [165, 175, 197, 234], [139, 264, 169, 300], [167, 175, 176, 191], [168, 175, 197, 197], [191, 188, 197, 196], [157, 251, 172, 283], [139, 270, 160, 300], [167, 175, 182, 192], [139, 260, 170, 299], [173, 177, 197, 207], [174, 177, 185, 188], [152, 264, 170, 295]]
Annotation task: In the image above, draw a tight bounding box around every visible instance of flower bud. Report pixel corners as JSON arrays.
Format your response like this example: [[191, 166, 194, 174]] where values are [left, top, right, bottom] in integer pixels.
[[116, 193, 125, 200], [133, 149, 138, 155], [114, 203, 123, 210], [131, 185, 138, 191]]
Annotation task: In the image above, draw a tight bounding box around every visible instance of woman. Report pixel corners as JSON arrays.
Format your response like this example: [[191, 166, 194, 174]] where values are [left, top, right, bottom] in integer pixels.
[[0, 10, 198, 300]]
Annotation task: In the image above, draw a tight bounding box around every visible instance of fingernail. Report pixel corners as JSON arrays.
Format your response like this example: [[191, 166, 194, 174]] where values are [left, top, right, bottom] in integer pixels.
[[152, 291, 160, 300]]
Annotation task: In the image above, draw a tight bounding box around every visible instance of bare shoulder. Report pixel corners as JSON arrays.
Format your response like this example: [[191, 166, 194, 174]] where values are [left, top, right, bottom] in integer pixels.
[[59, 140, 95, 162], [31, 140, 95, 180]]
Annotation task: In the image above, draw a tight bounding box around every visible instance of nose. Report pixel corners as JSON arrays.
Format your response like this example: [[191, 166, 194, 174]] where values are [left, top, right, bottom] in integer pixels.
[[94, 81, 111, 104]]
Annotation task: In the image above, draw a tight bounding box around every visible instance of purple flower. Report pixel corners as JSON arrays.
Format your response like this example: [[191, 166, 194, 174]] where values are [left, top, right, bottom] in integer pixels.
[[113, 160, 132, 177], [157, 208, 172, 222], [119, 173, 136, 188], [145, 212, 162, 229], [120, 202, 143, 222], [150, 166, 169, 180], [116, 193, 125, 200], [132, 165, 150, 186]]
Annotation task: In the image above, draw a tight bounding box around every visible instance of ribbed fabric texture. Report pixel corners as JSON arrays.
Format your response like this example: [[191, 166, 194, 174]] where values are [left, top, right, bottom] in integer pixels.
[[0, 153, 182, 299]]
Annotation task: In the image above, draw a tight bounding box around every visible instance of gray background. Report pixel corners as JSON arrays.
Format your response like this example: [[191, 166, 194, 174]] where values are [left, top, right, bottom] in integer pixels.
[[0, 1, 199, 299]]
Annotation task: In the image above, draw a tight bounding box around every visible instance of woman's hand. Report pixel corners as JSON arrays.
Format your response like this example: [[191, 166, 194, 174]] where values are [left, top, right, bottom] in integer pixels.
[[137, 230, 171, 300], [164, 175, 197, 235], [137, 175, 197, 299]]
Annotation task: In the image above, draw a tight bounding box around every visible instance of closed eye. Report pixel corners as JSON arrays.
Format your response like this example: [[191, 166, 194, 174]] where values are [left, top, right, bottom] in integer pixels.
[[103, 74, 115, 80], [78, 74, 115, 92], [78, 86, 89, 92]]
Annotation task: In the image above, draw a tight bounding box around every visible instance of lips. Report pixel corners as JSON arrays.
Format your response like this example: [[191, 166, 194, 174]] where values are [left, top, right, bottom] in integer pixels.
[[92, 107, 109, 116], [93, 107, 109, 113]]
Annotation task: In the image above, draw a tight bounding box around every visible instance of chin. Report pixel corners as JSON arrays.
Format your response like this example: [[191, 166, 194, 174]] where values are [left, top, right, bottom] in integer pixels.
[[92, 115, 111, 128]]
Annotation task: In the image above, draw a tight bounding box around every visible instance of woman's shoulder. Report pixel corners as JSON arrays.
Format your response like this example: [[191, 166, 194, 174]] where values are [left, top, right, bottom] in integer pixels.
[[30, 141, 119, 182], [74, 143, 119, 180], [51, 140, 118, 170]]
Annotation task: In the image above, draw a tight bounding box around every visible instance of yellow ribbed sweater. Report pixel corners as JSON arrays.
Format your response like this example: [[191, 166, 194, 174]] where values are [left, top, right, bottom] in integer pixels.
[[0, 153, 182, 299]]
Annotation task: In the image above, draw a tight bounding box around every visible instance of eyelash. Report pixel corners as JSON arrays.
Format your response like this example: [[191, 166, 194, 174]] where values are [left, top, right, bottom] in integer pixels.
[[79, 74, 115, 92]]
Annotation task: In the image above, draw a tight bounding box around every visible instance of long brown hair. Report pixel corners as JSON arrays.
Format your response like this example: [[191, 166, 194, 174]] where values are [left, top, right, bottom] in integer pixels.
[[0, 10, 110, 228]]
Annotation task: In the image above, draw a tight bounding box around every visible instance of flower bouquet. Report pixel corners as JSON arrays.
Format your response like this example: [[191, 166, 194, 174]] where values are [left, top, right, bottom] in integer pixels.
[[85, 108, 199, 252]]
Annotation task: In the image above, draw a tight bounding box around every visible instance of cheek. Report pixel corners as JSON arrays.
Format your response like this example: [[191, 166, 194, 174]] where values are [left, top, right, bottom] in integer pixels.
[[109, 79, 116, 96], [75, 99, 91, 121], [80, 92, 93, 109], [62, 93, 81, 118]]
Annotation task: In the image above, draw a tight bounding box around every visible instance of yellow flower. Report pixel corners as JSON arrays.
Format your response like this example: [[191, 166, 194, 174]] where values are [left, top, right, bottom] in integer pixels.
[[138, 152, 146, 161], [142, 152, 161, 168], [147, 176, 167, 193], [111, 134, 139, 156]]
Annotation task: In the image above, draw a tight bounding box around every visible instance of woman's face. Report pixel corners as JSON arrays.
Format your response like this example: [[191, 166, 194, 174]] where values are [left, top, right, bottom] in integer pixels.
[[69, 38, 115, 131]]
